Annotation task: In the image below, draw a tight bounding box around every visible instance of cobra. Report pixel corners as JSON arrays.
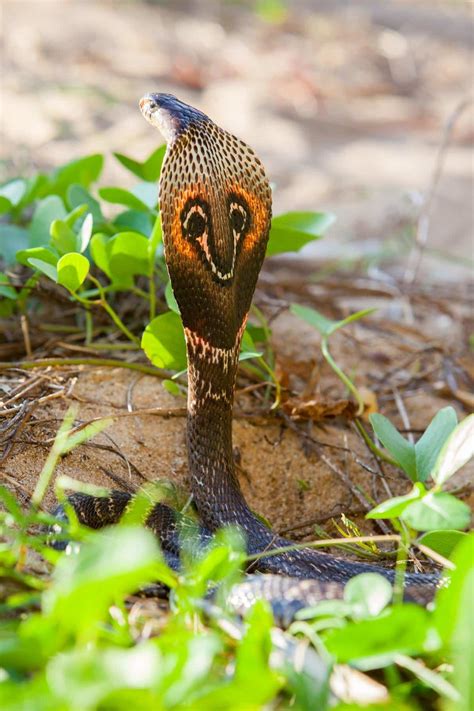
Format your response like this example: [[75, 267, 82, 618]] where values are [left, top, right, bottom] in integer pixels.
[[56, 94, 439, 619]]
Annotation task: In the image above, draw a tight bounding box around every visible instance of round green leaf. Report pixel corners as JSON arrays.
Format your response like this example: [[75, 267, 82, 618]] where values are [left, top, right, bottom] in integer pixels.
[[417, 530, 468, 559], [17, 246, 58, 268], [50, 219, 78, 255], [141, 311, 187, 370], [401, 492, 471, 532], [108, 232, 150, 278], [344, 573, 393, 619], [367, 483, 425, 519], [57, 253, 89, 292]]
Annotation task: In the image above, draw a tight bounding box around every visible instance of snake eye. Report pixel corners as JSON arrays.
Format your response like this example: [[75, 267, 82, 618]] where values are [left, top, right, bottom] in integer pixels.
[[229, 200, 248, 238], [181, 201, 208, 240]]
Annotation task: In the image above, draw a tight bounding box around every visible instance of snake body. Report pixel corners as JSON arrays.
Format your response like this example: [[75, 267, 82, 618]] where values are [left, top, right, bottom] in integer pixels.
[[55, 94, 439, 619]]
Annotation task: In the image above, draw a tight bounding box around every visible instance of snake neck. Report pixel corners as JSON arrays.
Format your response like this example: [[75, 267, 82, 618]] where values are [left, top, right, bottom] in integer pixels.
[[184, 322, 257, 532]]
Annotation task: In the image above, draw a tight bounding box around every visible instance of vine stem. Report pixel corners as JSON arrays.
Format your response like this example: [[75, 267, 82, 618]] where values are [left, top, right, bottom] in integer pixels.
[[0, 358, 165, 378], [321, 335, 365, 415], [393, 521, 411, 604], [246, 534, 401, 562], [87, 274, 140, 345]]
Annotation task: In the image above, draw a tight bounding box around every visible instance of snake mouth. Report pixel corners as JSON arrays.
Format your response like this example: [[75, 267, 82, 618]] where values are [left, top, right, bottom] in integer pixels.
[[139, 93, 178, 143], [140, 92, 211, 145]]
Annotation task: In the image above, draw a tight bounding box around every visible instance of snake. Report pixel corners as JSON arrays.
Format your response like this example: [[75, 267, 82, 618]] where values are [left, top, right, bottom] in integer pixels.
[[53, 93, 439, 622]]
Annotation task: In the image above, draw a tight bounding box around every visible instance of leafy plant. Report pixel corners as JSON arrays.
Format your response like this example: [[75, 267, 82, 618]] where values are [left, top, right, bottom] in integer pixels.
[[368, 409, 473, 535], [290, 303, 375, 414], [0, 148, 334, 393]]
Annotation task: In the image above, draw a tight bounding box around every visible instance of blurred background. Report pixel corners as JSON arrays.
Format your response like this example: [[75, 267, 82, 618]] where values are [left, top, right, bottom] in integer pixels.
[[1, 0, 473, 280]]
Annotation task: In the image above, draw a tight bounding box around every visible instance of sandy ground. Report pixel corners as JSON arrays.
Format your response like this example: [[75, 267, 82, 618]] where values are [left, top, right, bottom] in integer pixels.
[[2, 294, 472, 543]]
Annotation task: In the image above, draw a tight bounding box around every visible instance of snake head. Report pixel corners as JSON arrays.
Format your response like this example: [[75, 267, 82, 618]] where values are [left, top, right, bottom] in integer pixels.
[[140, 93, 272, 349]]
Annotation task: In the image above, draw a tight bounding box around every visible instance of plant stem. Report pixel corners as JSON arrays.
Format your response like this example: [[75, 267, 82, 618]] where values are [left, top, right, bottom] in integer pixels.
[[0, 357, 165, 377], [32, 407, 76, 506], [246, 534, 401, 562], [321, 335, 365, 415], [393, 521, 411, 604], [354, 419, 399, 467], [87, 274, 140, 345], [149, 274, 156, 321]]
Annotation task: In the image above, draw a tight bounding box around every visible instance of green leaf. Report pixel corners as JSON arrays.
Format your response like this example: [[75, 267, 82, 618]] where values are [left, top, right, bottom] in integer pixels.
[[18, 173, 49, 207], [43, 526, 165, 636], [17, 246, 58, 268], [50, 219, 78, 255], [57, 253, 90, 292], [47, 644, 162, 708], [132, 181, 158, 209], [114, 145, 166, 182], [267, 211, 335, 256], [324, 605, 437, 669], [415, 407, 458, 482], [47, 154, 104, 198], [0, 179, 27, 208], [78, 213, 93, 252], [369, 413, 417, 481], [401, 492, 471, 532], [344, 574, 393, 619], [64, 203, 89, 228], [149, 214, 163, 260], [0, 224, 30, 264], [162, 379, 181, 396], [432, 414, 474, 486], [67, 183, 104, 225], [233, 600, 281, 703], [113, 151, 146, 179], [0, 196, 12, 214], [290, 303, 335, 336], [108, 232, 150, 279], [141, 311, 187, 370], [29, 195, 67, 247], [114, 209, 153, 237], [434, 534, 473, 710], [331, 308, 377, 333], [240, 328, 263, 361], [417, 530, 468, 559], [90, 232, 150, 286], [367, 482, 425, 519], [0, 272, 17, 300], [165, 280, 180, 314], [99, 186, 151, 212], [142, 145, 166, 181], [90, 233, 113, 280], [434, 533, 473, 642], [28, 258, 58, 282]]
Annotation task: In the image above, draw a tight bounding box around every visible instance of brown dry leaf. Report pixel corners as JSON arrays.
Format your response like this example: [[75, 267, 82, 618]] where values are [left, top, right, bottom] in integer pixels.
[[358, 386, 379, 420], [282, 397, 357, 422]]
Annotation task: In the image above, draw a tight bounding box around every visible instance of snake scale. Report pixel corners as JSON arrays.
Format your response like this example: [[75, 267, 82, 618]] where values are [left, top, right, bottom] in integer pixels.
[[53, 94, 439, 622]]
